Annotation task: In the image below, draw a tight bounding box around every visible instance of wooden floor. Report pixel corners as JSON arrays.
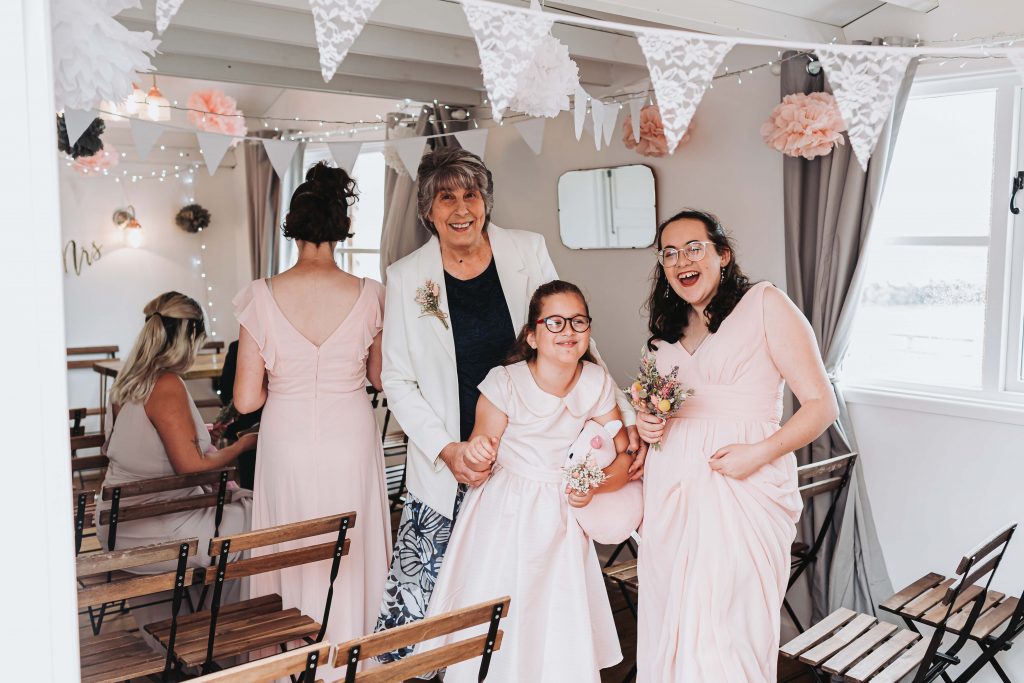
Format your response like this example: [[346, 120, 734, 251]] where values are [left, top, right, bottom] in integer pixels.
[[74, 505, 814, 682]]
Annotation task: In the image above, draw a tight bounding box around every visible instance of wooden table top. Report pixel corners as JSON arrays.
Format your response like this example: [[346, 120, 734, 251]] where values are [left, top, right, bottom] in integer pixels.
[[92, 353, 227, 380]]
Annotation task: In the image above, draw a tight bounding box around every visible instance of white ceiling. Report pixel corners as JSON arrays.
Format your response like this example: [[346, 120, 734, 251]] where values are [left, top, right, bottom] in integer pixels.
[[115, 0, 940, 106]]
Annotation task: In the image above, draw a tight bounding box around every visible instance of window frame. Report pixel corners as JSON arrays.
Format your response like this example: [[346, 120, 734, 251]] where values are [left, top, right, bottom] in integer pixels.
[[841, 68, 1024, 408], [282, 143, 386, 278]]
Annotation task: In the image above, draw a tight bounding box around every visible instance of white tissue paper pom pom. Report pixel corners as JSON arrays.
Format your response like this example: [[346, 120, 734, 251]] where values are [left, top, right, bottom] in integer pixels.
[[510, 35, 580, 119], [51, 0, 159, 112]]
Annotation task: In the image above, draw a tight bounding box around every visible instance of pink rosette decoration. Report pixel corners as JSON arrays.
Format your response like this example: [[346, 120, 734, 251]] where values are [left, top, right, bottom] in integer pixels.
[[187, 89, 248, 143], [760, 92, 847, 160], [72, 144, 119, 175], [622, 104, 692, 158]]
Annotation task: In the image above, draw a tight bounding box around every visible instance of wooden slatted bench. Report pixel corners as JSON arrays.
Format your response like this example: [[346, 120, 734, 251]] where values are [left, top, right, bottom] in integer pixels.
[[330, 596, 511, 682], [145, 511, 356, 673], [781, 522, 1017, 682], [190, 641, 331, 682], [77, 538, 200, 683]]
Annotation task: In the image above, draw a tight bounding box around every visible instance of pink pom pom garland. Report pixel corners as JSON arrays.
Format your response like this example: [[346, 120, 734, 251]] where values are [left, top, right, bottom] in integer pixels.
[[760, 92, 847, 160]]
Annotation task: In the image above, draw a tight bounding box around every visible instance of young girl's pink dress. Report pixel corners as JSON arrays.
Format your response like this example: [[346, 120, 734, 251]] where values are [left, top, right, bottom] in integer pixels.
[[419, 360, 623, 683], [637, 281, 803, 682]]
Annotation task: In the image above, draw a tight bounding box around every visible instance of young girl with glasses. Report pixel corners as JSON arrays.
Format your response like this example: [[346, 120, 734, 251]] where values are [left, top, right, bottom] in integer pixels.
[[416, 280, 631, 682]]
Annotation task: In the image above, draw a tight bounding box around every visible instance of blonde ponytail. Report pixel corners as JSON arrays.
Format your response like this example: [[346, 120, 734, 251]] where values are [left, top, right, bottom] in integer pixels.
[[110, 292, 206, 405]]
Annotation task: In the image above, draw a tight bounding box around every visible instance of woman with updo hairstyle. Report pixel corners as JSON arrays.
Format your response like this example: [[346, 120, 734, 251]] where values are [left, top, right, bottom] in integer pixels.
[[100, 291, 254, 630], [233, 161, 391, 675]]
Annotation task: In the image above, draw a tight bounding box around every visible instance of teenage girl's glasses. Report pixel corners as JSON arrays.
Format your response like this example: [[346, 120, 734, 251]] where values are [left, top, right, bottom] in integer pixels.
[[535, 315, 592, 333], [657, 241, 714, 267]]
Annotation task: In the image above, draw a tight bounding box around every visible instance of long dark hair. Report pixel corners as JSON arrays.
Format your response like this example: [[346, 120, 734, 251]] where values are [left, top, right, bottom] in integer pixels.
[[645, 209, 752, 351], [505, 280, 598, 365]]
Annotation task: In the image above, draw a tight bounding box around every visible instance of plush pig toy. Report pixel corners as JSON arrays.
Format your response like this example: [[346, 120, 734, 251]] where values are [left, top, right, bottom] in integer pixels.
[[564, 419, 643, 544]]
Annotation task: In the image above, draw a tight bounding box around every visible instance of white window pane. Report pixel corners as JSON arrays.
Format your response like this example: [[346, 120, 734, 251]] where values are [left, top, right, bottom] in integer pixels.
[[875, 90, 996, 238], [844, 245, 988, 388], [348, 151, 385, 250], [334, 251, 381, 280]]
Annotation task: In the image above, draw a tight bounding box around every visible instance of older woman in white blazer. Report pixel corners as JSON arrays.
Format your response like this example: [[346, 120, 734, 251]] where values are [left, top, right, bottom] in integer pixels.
[[374, 147, 640, 663]]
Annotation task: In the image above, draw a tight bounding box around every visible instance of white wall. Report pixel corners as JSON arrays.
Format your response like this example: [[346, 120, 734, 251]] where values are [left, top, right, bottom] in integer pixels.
[[486, 44, 787, 384], [60, 158, 251, 421]]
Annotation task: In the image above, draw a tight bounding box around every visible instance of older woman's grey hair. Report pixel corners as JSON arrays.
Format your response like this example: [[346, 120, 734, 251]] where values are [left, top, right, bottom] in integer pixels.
[[416, 147, 494, 234]]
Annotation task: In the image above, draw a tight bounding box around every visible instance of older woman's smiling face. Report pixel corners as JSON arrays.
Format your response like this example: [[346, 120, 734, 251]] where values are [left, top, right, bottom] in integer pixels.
[[429, 185, 487, 249]]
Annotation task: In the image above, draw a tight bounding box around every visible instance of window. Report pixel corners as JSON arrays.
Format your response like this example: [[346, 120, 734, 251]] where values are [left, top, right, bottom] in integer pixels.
[[842, 73, 1024, 401], [278, 146, 386, 280]]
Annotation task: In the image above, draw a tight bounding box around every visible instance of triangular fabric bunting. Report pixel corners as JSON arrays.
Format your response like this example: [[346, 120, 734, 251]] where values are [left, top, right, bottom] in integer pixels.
[[514, 119, 545, 155], [196, 132, 233, 175], [454, 129, 489, 160], [628, 97, 644, 143], [308, 0, 384, 82], [156, 0, 186, 34], [817, 46, 913, 171], [262, 138, 300, 179], [462, 0, 553, 122], [636, 31, 734, 154], [590, 97, 606, 151], [129, 118, 165, 162], [603, 105, 619, 147], [328, 141, 363, 173], [390, 137, 427, 180], [63, 108, 97, 149], [574, 86, 588, 141]]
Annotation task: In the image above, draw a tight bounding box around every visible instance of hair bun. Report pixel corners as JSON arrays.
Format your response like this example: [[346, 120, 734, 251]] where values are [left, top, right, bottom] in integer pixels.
[[305, 161, 357, 206]]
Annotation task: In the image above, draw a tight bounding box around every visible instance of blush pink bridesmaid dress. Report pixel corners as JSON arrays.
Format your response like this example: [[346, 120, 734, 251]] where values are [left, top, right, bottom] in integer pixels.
[[637, 281, 803, 682], [233, 278, 391, 679]]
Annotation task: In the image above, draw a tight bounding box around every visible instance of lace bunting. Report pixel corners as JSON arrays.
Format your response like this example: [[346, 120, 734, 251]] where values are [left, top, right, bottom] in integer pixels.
[[816, 47, 913, 171], [156, 0, 185, 34], [308, 0, 383, 82], [462, 0, 554, 122], [636, 32, 734, 154]]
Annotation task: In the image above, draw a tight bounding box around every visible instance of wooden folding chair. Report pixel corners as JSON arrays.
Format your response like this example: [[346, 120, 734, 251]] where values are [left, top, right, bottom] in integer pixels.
[[781, 522, 1017, 683], [77, 538, 200, 683], [72, 454, 109, 556], [145, 511, 355, 673], [368, 387, 409, 513], [787, 452, 859, 633], [329, 596, 510, 682], [879, 530, 1024, 682], [99, 468, 234, 553], [189, 642, 331, 682]]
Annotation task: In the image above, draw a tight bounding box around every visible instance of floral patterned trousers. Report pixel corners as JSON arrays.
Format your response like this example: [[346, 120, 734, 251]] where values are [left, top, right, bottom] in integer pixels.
[[373, 486, 467, 666]]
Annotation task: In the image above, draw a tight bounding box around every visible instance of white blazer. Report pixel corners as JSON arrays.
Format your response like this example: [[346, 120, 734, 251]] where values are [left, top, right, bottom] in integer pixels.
[[382, 224, 633, 519]]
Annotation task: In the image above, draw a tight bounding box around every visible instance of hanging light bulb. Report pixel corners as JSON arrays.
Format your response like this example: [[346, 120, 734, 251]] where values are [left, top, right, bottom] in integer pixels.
[[121, 82, 146, 116], [146, 75, 171, 122]]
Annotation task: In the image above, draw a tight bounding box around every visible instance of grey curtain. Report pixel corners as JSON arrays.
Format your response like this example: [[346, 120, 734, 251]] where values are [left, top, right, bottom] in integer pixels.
[[276, 138, 307, 273], [243, 131, 281, 280], [378, 105, 469, 280], [781, 43, 918, 623]]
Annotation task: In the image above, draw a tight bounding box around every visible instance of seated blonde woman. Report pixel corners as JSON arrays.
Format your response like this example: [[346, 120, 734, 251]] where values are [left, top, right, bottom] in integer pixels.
[[98, 291, 253, 631]]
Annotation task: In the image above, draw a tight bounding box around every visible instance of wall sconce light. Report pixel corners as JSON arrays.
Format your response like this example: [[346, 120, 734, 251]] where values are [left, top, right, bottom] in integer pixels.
[[113, 206, 143, 248]]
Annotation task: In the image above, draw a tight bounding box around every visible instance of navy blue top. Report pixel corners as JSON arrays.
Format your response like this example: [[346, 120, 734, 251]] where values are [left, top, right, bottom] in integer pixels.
[[444, 258, 516, 441]]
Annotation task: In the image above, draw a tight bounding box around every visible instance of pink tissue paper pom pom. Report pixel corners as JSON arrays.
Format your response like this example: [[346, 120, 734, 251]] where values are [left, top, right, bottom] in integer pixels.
[[622, 104, 692, 158], [187, 89, 248, 142], [73, 144, 119, 175], [760, 92, 847, 160]]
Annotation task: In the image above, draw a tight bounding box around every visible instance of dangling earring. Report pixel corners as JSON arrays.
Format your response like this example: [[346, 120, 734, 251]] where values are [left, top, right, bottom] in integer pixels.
[[663, 281, 672, 299], [720, 267, 726, 283]]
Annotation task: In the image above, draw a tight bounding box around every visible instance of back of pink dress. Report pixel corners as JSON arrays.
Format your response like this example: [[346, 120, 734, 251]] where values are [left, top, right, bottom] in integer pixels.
[[637, 281, 803, 682], [233, 278, 391, 679]]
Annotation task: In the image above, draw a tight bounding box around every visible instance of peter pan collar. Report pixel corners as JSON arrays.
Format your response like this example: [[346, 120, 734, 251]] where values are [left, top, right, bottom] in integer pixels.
[[506, 360, 606, 419]]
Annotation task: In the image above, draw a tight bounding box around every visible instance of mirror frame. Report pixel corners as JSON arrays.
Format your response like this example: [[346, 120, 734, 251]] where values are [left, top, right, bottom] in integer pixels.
[[556, 163, 657, 251]]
